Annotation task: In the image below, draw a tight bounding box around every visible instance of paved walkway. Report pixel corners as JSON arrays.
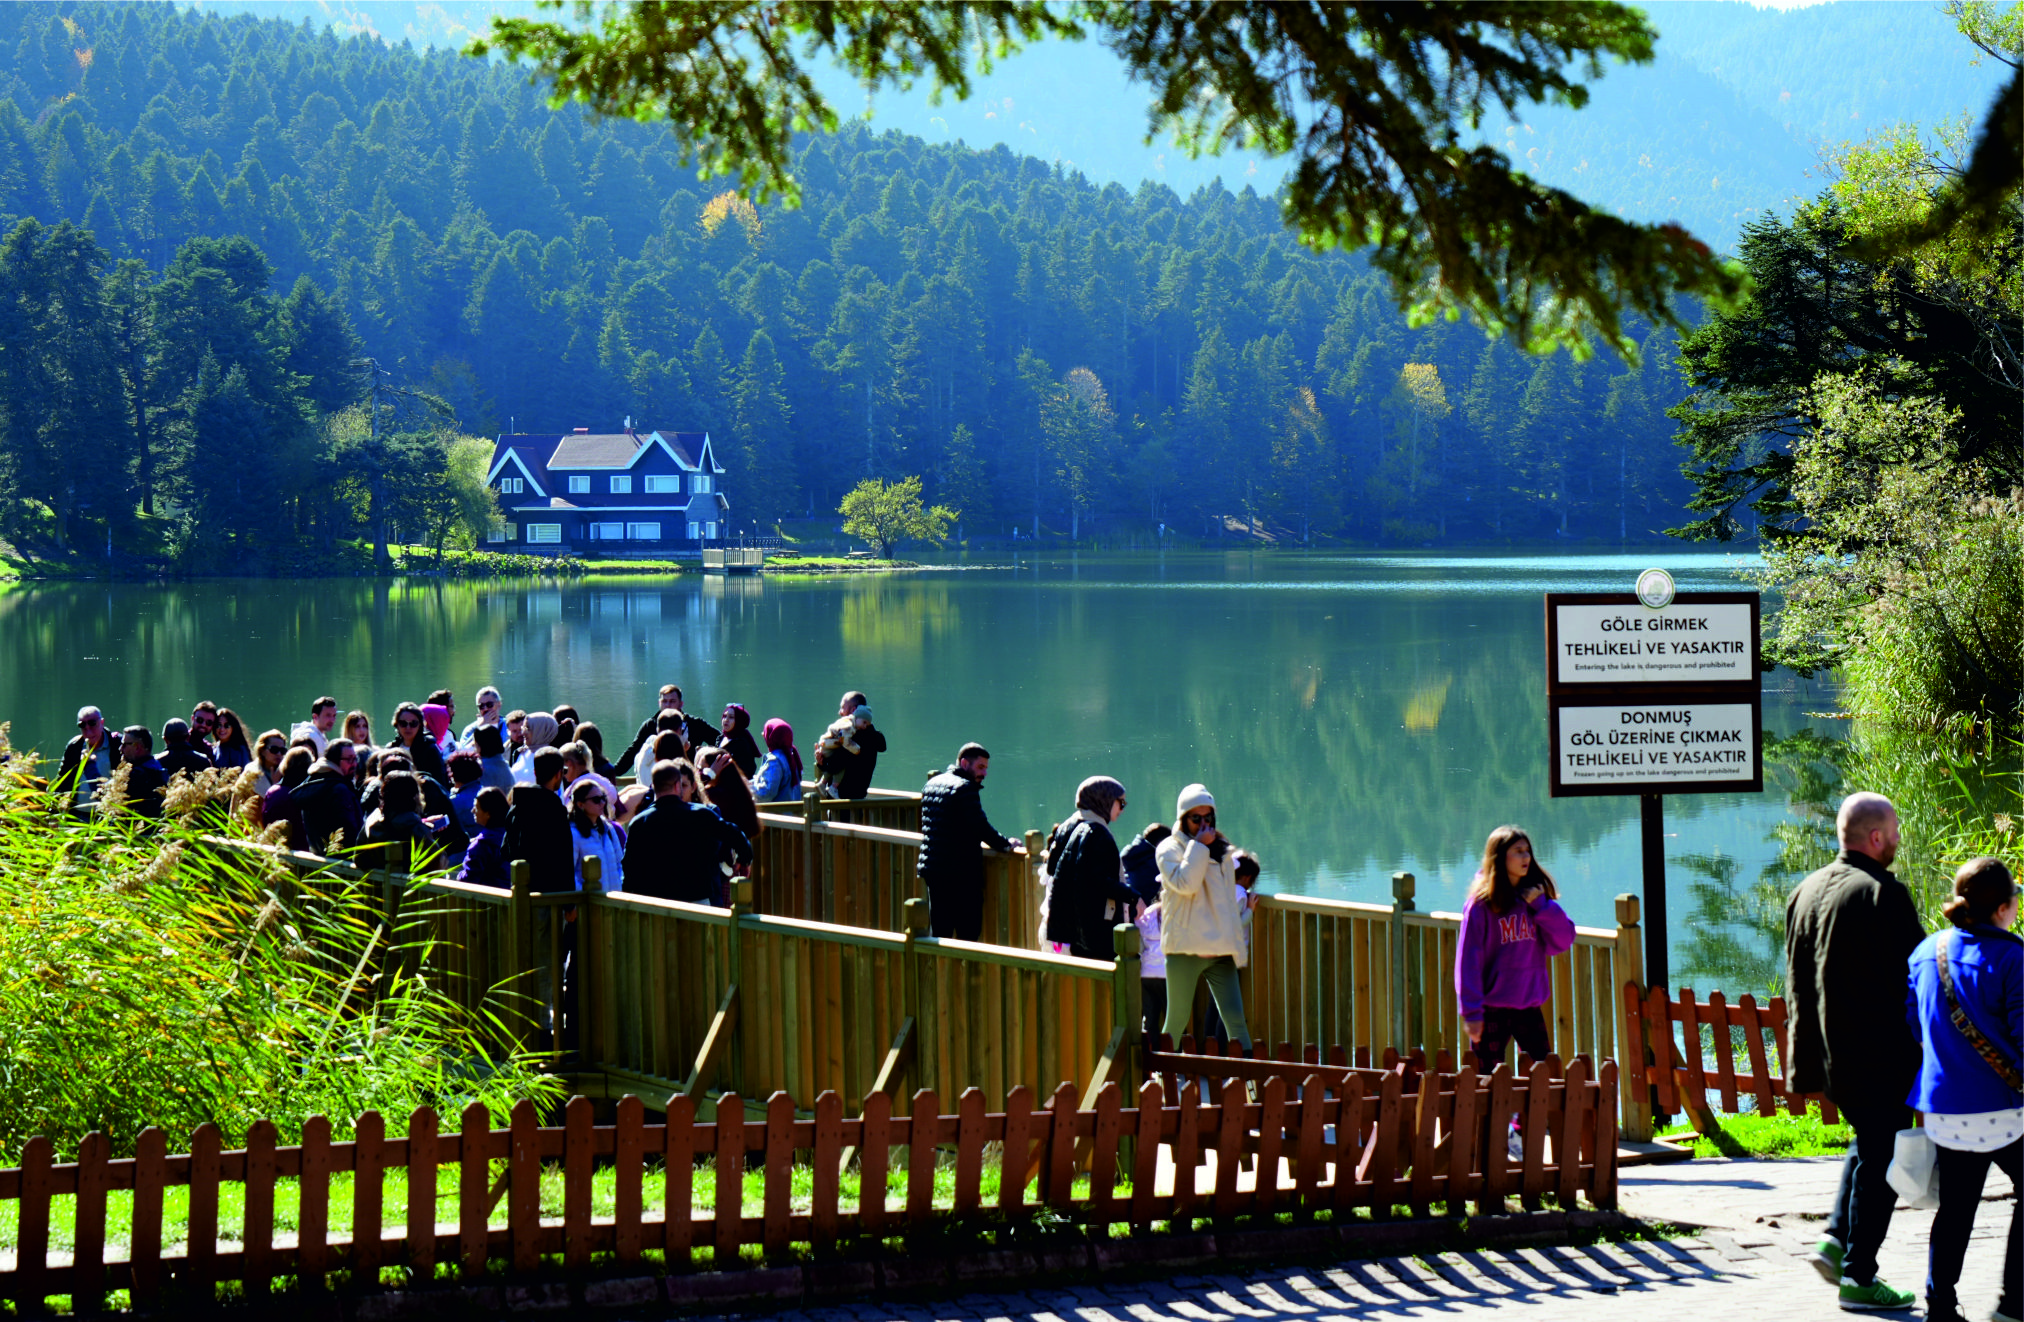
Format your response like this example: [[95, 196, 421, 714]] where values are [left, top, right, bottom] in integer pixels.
[[641, 1157, 2014, 1322]]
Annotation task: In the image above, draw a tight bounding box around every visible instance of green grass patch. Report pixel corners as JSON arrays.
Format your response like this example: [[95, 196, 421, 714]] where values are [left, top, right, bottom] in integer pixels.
[[573, 558, 688, 573], [1658, 1104, 1851, 1158]]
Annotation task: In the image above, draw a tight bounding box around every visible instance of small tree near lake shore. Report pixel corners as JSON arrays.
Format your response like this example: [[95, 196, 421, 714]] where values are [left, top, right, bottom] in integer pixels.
[[838, 476, 956, 559]]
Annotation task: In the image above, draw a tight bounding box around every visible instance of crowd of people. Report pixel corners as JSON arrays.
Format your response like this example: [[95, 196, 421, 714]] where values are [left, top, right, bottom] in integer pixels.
[[42, 688, 2020, 1321], [48, 683, 888, 905]]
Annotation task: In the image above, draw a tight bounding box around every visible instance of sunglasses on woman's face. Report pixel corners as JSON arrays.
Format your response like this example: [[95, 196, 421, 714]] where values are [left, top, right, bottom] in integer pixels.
[[480, 699, 498, 710], [396, 719, 420, 730], [1184, 810, 1213, 825], [263, 744, 285, 756]]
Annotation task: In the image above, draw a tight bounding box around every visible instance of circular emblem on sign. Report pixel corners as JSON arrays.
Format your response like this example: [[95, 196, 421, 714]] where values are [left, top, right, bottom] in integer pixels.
[[1636, 567, 1676, 610]]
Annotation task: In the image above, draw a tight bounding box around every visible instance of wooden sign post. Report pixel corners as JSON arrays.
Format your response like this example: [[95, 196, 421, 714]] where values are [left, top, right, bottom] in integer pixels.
[[1545, 575, 1762, 1005]]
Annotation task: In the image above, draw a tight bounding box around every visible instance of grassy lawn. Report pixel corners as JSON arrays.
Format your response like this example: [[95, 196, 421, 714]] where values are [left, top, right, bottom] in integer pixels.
[[1658, 1104, 1852, 1158], [573, 558, 688, 573]]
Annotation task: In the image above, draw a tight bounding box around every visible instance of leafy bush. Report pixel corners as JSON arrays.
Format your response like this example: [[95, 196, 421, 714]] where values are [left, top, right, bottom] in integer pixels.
[[0, 727, 561, 1160]]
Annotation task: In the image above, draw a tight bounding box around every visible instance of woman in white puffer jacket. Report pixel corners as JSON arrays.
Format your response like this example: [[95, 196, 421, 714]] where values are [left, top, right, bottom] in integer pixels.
[[1156, 783, 1252, 1052]]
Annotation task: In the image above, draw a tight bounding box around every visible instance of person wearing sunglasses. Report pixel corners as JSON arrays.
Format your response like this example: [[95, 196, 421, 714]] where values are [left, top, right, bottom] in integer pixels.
[[568, 777, 626, 893], [1155, 784, 1252, 1053], [461, 686, 505, 748], [54, 705, 121, 809], [250, 730, 289, 798], [388, 700, 450, 789], [209, 708, 253, 770]]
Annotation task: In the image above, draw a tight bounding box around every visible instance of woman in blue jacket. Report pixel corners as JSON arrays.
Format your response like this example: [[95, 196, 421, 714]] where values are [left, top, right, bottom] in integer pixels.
[[1906, 857, 2021, 1322]]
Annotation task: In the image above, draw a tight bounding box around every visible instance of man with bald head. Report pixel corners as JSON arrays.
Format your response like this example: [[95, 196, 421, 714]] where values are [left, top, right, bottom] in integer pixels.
[[1785, 791, 1928, 1311]]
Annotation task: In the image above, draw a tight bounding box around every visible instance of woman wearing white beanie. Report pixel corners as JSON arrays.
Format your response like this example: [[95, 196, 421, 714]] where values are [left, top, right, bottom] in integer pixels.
[[1155, 783, 1252, 1051]]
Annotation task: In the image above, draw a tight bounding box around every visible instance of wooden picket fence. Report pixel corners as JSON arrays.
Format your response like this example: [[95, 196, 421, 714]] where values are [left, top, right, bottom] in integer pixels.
[[0, 1059, 1616, 1313], [1620, 984, 1840, 1132]]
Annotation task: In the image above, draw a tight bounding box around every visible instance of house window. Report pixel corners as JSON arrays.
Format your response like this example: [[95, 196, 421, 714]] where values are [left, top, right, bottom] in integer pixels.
[[704, 522, 718, 539], [687, 521, 701, 540], [487, 522, 517, 544], [644, 475, 682, 494], [526, 524, 562, 544], [567, 475, 590, 494], [609, 475, 632, 493], [591, 522, 626, 541], [693, 475, 714, 494], [627, 522, 661, 541], [500, 477, 524, 495]]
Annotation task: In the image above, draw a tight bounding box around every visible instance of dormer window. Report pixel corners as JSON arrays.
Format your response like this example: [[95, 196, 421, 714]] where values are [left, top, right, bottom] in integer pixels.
[[500, 477, 524, 495], [568, 475, 590, 494], [693, 475, 714, 494]]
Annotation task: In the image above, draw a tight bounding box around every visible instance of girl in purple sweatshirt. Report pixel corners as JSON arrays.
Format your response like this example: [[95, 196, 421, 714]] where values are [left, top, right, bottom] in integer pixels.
[[1456, 824, 1576, 1074]]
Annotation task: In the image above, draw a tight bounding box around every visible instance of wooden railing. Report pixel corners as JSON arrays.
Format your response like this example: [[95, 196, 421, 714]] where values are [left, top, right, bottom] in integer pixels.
[[1620, 984, 1839, 1134], [0, 1062, 1616, 1312]]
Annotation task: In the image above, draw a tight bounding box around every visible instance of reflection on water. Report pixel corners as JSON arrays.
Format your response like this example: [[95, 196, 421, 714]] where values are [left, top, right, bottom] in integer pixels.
[[0, 551, 1837, 975]]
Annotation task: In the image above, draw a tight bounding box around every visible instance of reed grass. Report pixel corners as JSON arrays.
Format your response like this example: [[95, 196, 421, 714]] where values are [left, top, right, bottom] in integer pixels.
[[0, 724, 562, 1163]]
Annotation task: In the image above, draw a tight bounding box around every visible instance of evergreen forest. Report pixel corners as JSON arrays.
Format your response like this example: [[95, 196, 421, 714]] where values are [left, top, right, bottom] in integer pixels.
[[0, 2, 1704, 567]]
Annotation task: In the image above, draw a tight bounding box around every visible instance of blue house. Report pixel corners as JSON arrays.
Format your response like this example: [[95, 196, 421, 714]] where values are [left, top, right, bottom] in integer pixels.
[[484, 428, 731, 552]]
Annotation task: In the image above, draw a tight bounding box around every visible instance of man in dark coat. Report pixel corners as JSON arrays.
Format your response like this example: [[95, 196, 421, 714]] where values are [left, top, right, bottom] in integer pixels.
[[53, 706, 121, 809], [1784, 791, 1927, 1310], [623, 759, 753, 906], [918, 743, 1019, 939], [117, 725, 167, 818], [503, 749, 576, 893], [292, 740, 364, 854], [158, 719, 212, 781], [617, 684, 717, 770], [831, 691, 887, 800]]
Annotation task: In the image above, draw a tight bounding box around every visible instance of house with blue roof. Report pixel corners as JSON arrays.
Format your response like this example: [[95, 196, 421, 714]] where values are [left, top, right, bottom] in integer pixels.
[[484, 427, 730, 553]]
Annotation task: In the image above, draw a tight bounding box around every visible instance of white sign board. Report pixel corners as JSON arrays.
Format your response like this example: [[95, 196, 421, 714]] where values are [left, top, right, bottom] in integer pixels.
[[1552, 601, 1755, 686], [1552, 700, 1760, 793]]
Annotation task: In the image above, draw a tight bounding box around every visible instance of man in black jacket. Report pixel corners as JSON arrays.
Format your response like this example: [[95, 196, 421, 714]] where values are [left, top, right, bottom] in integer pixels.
[[117, 725, 167, 818], [292, 740, 364, 854], [53, 706, 121, 809], [831, 691, 887, 800], [918, 743, 1019, 939], [617, 684, 717, 770], [1784, 791, 1926, 1310], [504, 749, 575, 892], [622, 759, 752, 906], [158, 719, 212, 781]]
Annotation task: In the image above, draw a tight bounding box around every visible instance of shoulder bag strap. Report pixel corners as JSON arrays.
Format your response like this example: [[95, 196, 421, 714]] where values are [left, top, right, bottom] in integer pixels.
[[1938, 932, 2024, 1092]]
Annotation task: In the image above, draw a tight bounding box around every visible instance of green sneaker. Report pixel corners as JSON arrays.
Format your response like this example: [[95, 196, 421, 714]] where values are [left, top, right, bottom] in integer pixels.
[[1838, 1276, 1915, 1312], [1806, 1237, 1844, 1284]]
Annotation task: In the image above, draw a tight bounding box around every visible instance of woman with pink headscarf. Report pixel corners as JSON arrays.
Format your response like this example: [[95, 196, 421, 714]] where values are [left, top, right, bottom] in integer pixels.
[[749, 718, 803, 803]]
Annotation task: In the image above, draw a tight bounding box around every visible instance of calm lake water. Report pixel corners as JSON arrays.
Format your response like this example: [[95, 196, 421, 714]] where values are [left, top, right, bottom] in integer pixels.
[[0, 551, 1838, 971]]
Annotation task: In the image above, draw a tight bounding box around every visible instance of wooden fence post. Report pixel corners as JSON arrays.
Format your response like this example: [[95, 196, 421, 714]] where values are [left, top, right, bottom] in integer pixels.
[[903, 896, 930, 1089], [1613, 893, 1653, 1140], [801, 788, 824, 921], [1112, 921, 1142, 1171], [1389, 872, 1415, 1054], [576, 856, 603, 1070], [728, 877, 752, 1095], [508, 859, 535, 1049]]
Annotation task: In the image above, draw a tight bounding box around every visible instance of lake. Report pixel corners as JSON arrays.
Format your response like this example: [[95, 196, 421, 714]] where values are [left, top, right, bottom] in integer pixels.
[[0, 551, 1838, 976]]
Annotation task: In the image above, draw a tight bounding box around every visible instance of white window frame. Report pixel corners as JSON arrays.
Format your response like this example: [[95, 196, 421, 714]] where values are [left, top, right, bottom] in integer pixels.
[[525, 523, 562, 544], [500, 477, 524, 495], [590, 521, 626, 541], [644, 474, 682, 494], [704, 522, 718, 539], [487, 522, 517, 544], [567, 475, 590, 494], [626, 522, 661, 541], [693, 475, 714, 494], [687, 521, 702, 540], [609, 475, 632, 493]]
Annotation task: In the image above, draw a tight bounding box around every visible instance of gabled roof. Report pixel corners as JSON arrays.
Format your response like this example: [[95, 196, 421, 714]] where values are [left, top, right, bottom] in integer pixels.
[[548, 432, 652, 469], [488, 429, 722, 488], [487, 441, 551, 497]]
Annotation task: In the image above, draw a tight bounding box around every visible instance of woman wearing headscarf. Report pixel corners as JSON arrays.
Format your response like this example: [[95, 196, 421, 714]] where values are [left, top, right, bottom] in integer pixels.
[[750, 718, 803, 803], [1042, 776, 1138, 962], [421, 703, 455, 761], [719, 703, 763, 778], [512, 711, 560, 785]]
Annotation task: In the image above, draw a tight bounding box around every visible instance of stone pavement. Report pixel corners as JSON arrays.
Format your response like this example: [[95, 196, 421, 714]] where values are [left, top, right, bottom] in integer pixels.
[[636, 1157, 2014, 1322]]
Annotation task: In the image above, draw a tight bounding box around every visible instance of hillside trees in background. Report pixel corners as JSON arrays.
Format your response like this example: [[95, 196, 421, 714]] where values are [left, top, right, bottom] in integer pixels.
[[0, 2, 1708, 550]]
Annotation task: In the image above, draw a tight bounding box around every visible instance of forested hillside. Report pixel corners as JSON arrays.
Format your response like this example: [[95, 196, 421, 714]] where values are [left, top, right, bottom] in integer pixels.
[[0, 1, 1698, 559]]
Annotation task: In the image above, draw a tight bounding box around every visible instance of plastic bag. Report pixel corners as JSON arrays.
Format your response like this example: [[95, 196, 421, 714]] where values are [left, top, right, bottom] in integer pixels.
[[1886, 1127, 1940, 1209]]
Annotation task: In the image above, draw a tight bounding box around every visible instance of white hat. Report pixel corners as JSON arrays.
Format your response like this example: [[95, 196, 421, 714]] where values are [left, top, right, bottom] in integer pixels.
[[1176, 783, 1215, 816]]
